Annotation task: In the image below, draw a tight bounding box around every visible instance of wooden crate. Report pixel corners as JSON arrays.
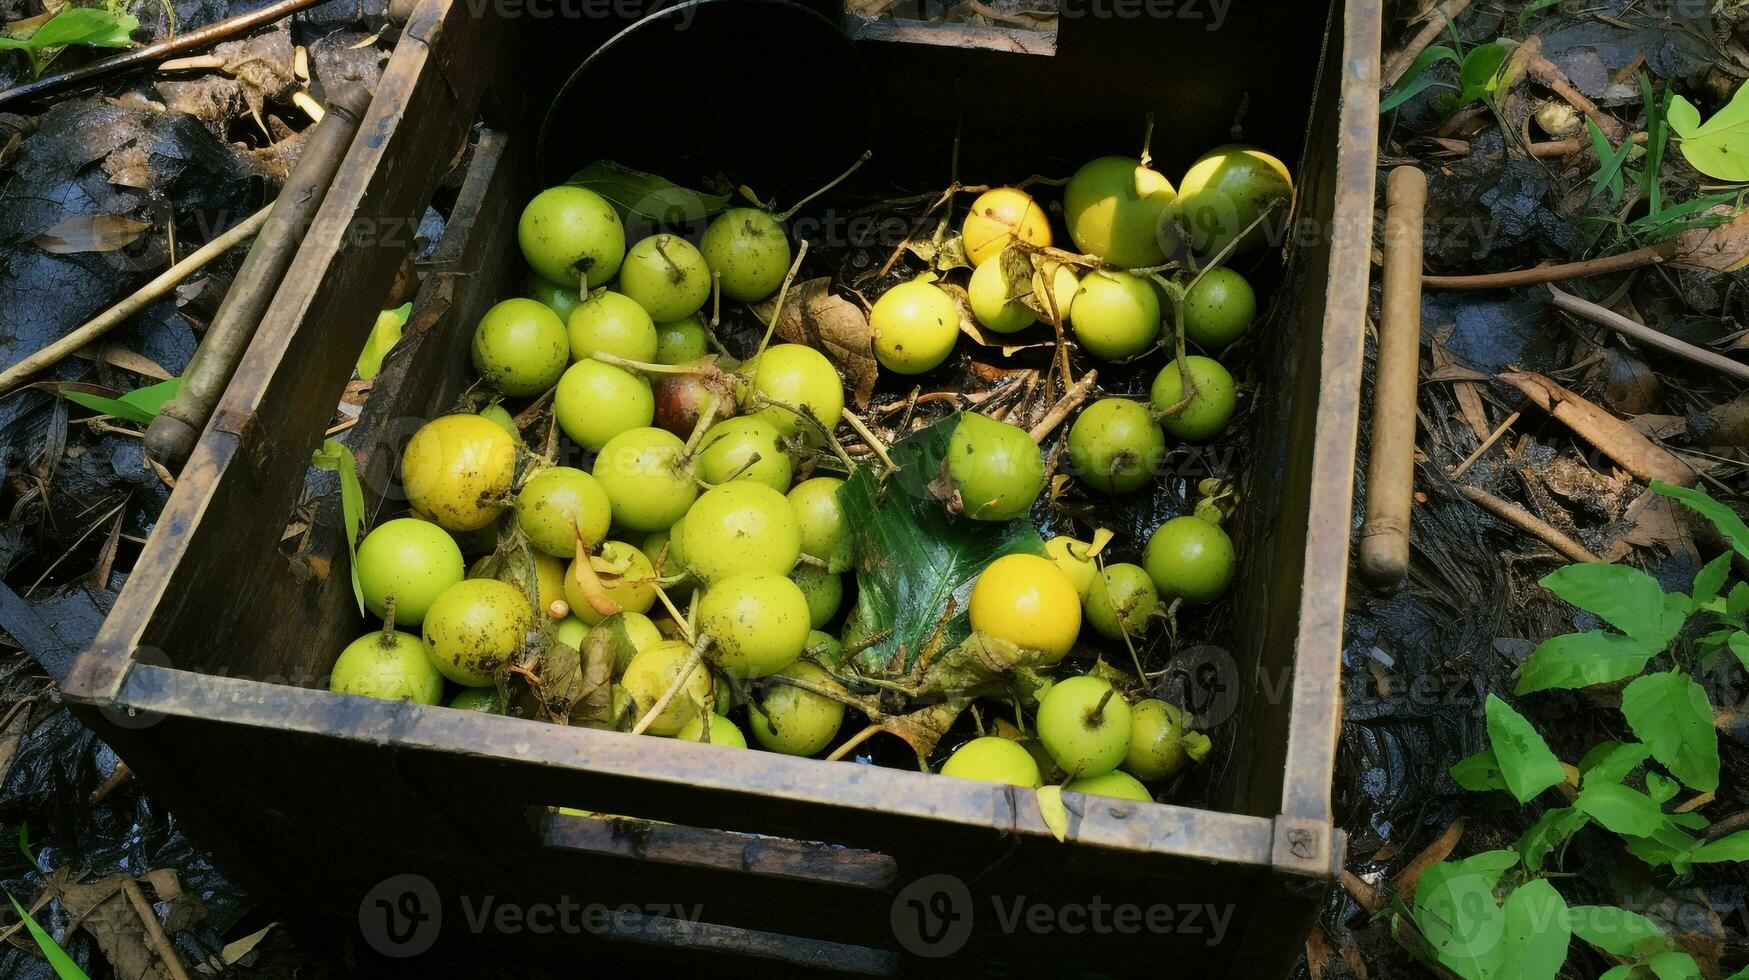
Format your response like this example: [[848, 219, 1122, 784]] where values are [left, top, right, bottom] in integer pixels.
[[62, 0, 1381, 972]]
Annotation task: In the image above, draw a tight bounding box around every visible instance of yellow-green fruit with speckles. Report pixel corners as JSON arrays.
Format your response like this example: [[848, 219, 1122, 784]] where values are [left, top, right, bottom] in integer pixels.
[[702, 208, 791, 302], [699, 572, 810, 678], [622, 639, 713, 735], [402, 415, 518, 532], [518, 185, 625, 288], [472, 298, 568, 397], [871, 280, 959, 375], [748, 661, 845, 755], [331, 630, 444, 704], [563, 541, 656, 626], [680, 482, 801, 584], [422, 578, 528, 686]]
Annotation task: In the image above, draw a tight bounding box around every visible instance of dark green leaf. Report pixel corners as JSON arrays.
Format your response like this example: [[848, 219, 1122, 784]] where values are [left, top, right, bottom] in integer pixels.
[[1640, 75, 1667, 216], [1539, 563, 1685, 646], [1501, 879, 1568, 980], [63, 377, 180, 424], [5, 891, 89, 980], [568, 160, 732, 226], [1414, 861, 1506, 980], [1574, 782, 1664, 837], [1691, 552, 1732, 606], [1456, 42, 1511, 105], [311, 439, 366, 616], [1380, 44, 1460, 113], [1648, 951, 1703, 980], [1731, 582, 1749, 618], [1579, 741, 1650, 786], [1519, 0, 1560, 21], [1690, 830, 1749, 864], [842, 414, 1046, 672], [1729, 631, 1749, 671], [1485, 694, 1566, 803], [1450, 749, 1506, 791], [1622, 671, 1719, 792], [1645, 771, 1680, 805], [1568, 905, 1671, 958], [1653, 481, 1749, 561], [1623, 818, 1703, 871], [1517, 807, 1588, 871], [1587, 117, 1630, 204], [1516, 631, 1660, 694]]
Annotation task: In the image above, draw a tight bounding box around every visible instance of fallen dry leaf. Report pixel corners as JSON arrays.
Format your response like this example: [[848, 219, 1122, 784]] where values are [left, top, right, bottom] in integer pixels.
[[939, 281, 1055, 357], [753, 277, 879, 408], [33, 214, 151, 254]]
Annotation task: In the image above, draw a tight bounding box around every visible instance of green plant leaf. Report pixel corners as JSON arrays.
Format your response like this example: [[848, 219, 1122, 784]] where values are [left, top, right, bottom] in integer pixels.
[[1653, 481, 1749, 561], [1579, 741, 1651, 786], [1455, 41, 1511, 106], [1729, 631, 1749, 671], [1641, 75, 1668, 216], [1517, 806, 1588, 871], [63, 377, 181, 425], [1627, 190, 1740, 243], [1519, 0, 1560, 21], [0, 7, 137, 51], [841, 414, 1046, 672], [1516, 631, 1660, 694], [1669, 85, 1749, 182], [1644, 771, 1680, 805], [1568, 905, 1672, 958], [1414, 861, 1506, 980], [1574, 782, 1665, 837], [1500, 879, 1568, 980], [311, 439, 366, 616], [1648, 951, 1703, 980], [356, 302, 411, 381], [1587, 118, 1630, 205], [1381, 44, 1460, 113], [1690, 552, 1732, 606], [1450, 749, 1506, 791], [1485, 694, 1566, 802], [1539, 563, 1686, 646], [567, 160, 732, 226], [1622, 671, 1719, 792], [5, 891, 90, 980], [1690, 830, 1749, 864]]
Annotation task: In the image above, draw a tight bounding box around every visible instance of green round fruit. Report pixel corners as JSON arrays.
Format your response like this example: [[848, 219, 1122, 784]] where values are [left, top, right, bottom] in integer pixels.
[[701, 208, 791, 303], [402, 415, 518, 532], [554, 616, 590, 650], [1084, 562, 1158, 641], [1167, 145, 1293, 257], [519, 185, 626, 288], [655, 315, 711, 364], [1065, 770, 1152, 802], [1149, 356, 1236, 441], [478, 405, 522, 445], [516, 466, 612, 557], [940, 736, 1042, 787], [682, 482, 802, 583], [790, 565, 843, 628], [357, 517, 465, 627], [1064, 156, 1177, 268], [1044, 536, 1097, 597], [590, 610, 662, 676], [422, 578, 529, 686], [567, 290, 657, 363], [591, 427, 698, 531], [968, 256, 1037, 334], [788, 477, 851, 573], [1181, 267, 1256, 348], [1036, 675, 1132, 778], [553, 360, 653, 452], [749, 661, 845, 755], [699, 572, 811, 678], [331, 629, 444, 704], [1143, 516, 1234, 604], [747, 344, 845, 444], [871, 280, 959, 375], [564, 540, 656, 626], [474, 550, 567, 620], [946, 412, 1044, 521], [1071, 270, 1160, 361], [1067, 398, 1165, 494], [448, 686, 504, 713], [527, 273, 583, 324], [618, 234, 712, 321], [697, 416, 792, 492], [804, 629, 843, 662], [472, 298, 569, 397], [622, 639, 713, 736], [676, 712, 748, 748], [1124, 699, 1197, 781]]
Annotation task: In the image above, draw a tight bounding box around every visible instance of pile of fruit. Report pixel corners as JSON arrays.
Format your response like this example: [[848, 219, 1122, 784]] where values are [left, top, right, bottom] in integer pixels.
[[328, 140, 1292, 801]]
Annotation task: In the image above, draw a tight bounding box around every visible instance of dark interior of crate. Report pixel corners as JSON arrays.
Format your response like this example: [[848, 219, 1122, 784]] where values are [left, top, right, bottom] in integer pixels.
[[132, 0, 1343, 823]]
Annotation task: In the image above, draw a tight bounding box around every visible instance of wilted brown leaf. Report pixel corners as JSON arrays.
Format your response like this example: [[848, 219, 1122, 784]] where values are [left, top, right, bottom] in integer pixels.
[[939, 281, 1055, 357], [1674, 206, 1749, 272], [754, 277, 878, 408], [33, 214, 150, 254]]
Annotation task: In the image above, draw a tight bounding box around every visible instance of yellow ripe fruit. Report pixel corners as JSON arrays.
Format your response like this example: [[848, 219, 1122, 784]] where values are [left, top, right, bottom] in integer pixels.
[[870, 280, 959, 375], [962, 188, 1052, 266], [421, 579, 529, 686], [968, 553, 1082, 663], [402, 415, 517, 532], [622, 639, 713, 736]]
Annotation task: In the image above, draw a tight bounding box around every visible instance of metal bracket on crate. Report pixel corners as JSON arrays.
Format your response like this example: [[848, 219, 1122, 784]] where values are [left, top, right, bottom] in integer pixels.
[[1270, 815, 1343, 883]]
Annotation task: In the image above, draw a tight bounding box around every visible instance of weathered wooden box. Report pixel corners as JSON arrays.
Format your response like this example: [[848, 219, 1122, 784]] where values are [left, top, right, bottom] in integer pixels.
[[63, 0, 1379, 972]]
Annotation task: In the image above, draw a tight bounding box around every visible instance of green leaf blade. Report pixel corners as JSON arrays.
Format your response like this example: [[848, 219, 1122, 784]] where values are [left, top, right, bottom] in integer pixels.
[[6, 891, 91, 980], [1539, 563, 1684, 646], [1501, 879, 1569, 980], [1515, 631, 1659, 694], [567, 160, 732, 226], [1485, 694, 1566, 803], [1574, 782, 1664, 837], [1670, 85, 1749, 182], [311, 439, 367, 616], [1621, 671, 1719, 792]]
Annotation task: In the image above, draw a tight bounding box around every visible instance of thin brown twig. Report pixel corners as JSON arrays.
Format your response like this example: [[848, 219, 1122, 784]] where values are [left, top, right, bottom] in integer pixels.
[[1548, 286, 1749, 383], [122, 878, 193, 980], [1423, 241, 1677, 290], [1458, 485, 1603, 563], [1029, 370, 1097, 443], [1450, 411, 1520, 479]]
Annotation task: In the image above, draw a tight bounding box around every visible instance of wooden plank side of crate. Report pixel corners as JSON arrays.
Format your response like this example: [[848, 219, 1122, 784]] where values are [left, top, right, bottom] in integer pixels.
[[63, 0, 505, 702]]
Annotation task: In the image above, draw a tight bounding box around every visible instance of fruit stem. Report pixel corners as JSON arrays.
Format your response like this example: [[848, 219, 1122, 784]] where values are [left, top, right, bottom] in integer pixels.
[[1027, 368, 1096, 443], [794, 552, 829, 570], [824, 722, 884, 762], [1146, 273, 1199, 421], [629, 632, 712, 736], [709, 270, 722, 331], [652, 582, 694, 644], [1087, 687, 1117, 727], [677, 394, 722, 463], [840, 408, 897, 472], [753, 239, 810, 361], [570, 529, 624, 618], [378, 596, 397, 645], [589, 351, 699, 375], [763, 672, 880, 716], [776, 150, 873, 222], [652, 236, 685, 285], [1138, 112, 1155, 170], [697, 451, 762, 489], [576, 268, 589, 303]]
